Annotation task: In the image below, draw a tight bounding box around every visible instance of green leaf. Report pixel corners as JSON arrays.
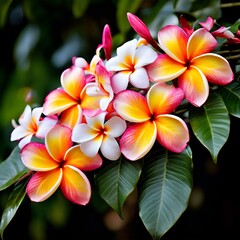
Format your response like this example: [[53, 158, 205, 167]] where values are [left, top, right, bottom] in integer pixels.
[[0, 146, 29, 191], [0, 0, 13, 27], [72, 0, 90, 18], [95, 157, 142, 218], [139, 147, 193, 240], [219, 81, 240, 118], [0, 181, 27, 240], [189, 93, 230, 162], [116, 0, 143, 35]]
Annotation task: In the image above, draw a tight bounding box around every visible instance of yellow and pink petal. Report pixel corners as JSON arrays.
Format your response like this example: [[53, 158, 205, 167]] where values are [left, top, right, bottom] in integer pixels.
[[64, 145, 102, 171], [21, 142, 59, 171], [59, 104, 82, 129], [46, 125, 73, 162], [155, 114, 189, 153], [191, 53, 234, 85], [178, 66, 209, 107], [43, 88, 78, 116], [120, 121, 156, 160], [147, 82, 184, 115], [60, 66, 86, 100], [146, 54, 186, 83], [114, 90, 151, 122], [187, 28, 217, 60], [61, 165, 91, 205], [158, 25, 188, 64], [26, 169, 63, 202]]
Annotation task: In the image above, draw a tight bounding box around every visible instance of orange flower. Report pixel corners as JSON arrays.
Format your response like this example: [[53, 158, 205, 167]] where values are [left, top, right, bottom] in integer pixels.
[[146, 25, 234, 106], [114, 83, 189, 160], [21, 124, 102, 205]]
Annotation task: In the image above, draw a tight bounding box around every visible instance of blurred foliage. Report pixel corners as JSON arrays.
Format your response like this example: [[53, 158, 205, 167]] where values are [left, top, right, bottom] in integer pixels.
[[0, 0, 239, 239]]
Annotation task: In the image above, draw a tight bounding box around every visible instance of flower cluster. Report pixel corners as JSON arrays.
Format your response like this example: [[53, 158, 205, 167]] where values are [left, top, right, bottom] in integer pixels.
[[10, 13, 234, 205]]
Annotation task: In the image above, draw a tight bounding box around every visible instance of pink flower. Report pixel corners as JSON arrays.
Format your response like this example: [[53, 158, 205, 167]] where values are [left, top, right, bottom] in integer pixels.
[[146, 25, 234, 106], [114, 83, 189, 160], [21, 124, 102, 204]]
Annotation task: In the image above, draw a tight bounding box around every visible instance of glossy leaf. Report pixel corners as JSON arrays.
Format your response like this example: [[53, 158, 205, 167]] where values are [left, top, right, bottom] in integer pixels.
[[0, 180, 27, 240], [189, 93, 230, 163], [116, 0, 143, 35], [139, 146, 193, 240], [219, 81, 240, 118], [72, 0, 90, 18], [95, 157, 142, 218], [0, 146, 29, 191], [0, 0, 12, 27]]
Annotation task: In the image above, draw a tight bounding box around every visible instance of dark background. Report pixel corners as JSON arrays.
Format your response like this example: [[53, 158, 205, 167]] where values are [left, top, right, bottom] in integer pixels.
[[0, 0, 240, 239]]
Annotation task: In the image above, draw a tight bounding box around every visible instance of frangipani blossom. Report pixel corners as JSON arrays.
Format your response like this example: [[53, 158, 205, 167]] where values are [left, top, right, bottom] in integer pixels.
[[127, 12, 160, 50], [43, 66, 102, 129], [11, 105, 57, 149], [146, 25, 234, 106], [114, 83, 189, 160], [106, 39, 158, 93], [72, 112, 127, 160], [21, 124, 102, 204]]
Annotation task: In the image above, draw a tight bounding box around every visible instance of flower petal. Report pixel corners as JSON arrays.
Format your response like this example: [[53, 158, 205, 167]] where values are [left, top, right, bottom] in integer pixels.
[[59, 104, 82, 129], [61, 66, 86, 100], [21, 142, 59, 171], [43, 88, 77, 116], [178, 66, 209, 107], [158, 25, 188, 63], [147, 83, 184, 115], [36, 115, 58, 138], [146, 54, 186, 82], [106, 39, 137, 71], [134, 45, 158, 67], [111, 71, 130, 93], [64, 145, 102, 171], [114, 90, 151, 122], [80, 135, 103, 157], [26, 169, 62, 202], [61, 165, 91, 205], [191, 53, 234, 85], [187, 28, 217, 60], [31, 107, 43, 126], [11, 125, 31, 141], [130, 68, 150, 89], [104, 116, 127, 137], [127, 12, 160, 50], [18, 105, 32, 128], [120, 121, 156, 160], [72, 123, 98, 143], [46, 125, 73, 161], [101, 136, 121, 160], [155, 114, 189, 153]]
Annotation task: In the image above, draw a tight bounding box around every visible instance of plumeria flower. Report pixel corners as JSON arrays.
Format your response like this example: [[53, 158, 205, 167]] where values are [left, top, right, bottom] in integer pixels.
[[20, 124, 102, 205], [86, 62, 114, 111], [114, 83, 189, 160], [106, 38, 158, 93], [73, 24, 112, 79], [43, 66, 102, 129], [199, 16, 240, 44], [96, 24, 112, 60], [127, 12, 160, 50], [11, 105, 58, 149], [146, 25, 234, 106], [72, 112, 127, 160]]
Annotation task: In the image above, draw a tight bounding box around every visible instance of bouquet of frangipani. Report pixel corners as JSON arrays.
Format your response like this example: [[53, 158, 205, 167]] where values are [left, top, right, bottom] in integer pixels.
[[0, 12, 239, 239]]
